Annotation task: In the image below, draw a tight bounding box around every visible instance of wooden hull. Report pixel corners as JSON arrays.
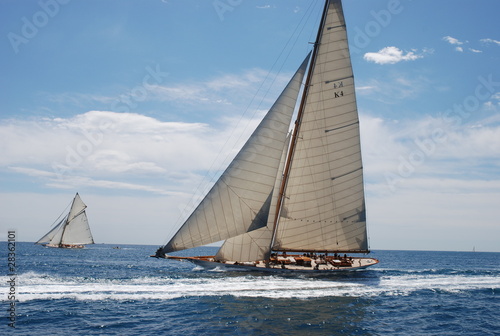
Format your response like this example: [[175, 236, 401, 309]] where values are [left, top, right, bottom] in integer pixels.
[[165, 255, 379, 273], [44, 244, 85, 249]]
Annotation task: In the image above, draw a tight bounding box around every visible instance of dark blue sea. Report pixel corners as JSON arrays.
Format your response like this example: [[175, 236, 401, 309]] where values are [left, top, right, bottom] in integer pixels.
[[1, 242, 499, 335]]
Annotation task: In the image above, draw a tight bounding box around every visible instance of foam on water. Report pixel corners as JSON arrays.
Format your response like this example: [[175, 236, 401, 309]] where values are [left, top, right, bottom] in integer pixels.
[[4, 269, 498, 302]]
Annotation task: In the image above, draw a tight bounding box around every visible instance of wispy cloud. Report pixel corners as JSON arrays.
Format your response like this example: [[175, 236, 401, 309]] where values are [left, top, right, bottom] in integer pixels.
[[480, 38, 500, 46], [356, 74, 431, 104], [360, 112, 500, 187], [443, 36, 464, 45], [363, 46, 429, 65], [9, 166, 178, 195], [42, 92, 117, 107], [144, 68, 290, 117], [469, 48, 482, 53], [442, 36, 467, 52], [38, 68, 291, 121], [442, 36, 495, 53]]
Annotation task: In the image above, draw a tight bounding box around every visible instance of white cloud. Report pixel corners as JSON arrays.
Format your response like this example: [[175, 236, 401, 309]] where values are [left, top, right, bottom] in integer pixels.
[[480, 38, 500, 46], [40, 68, 291, 123], [442, 36, 488, 54], [442, 36, 469, 52], [358, 112, 500, 251], [356, 85, 376, 92], [2, 110, 500, 251], [356, 74, 431, 103], [146, 68, 289, 110], [0, 66, 297, 202], [360, 113, 500, 190], [443, 36, 464, 45], [0, 110, 263, 195], [363, 46, 426, 65]]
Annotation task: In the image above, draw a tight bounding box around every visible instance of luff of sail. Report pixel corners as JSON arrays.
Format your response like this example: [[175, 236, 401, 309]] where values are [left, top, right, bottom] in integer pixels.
[[272, 0, 368, 253], [162, 54, 310, 254], [36, 193, 94, 247]]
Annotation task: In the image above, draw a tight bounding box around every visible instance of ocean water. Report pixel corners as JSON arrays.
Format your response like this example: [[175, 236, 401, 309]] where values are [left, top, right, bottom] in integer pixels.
[[1, 242, 499, 335]]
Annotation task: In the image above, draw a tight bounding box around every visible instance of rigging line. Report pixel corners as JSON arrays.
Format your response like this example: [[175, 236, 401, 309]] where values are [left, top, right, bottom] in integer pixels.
[[49, 198, 72, 227], [214, 0, 320, 176], [164, 2, 321, 245]]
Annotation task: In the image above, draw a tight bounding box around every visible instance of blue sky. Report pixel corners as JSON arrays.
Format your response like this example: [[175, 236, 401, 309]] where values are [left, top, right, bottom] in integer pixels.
[[1, 0, 499, 252]]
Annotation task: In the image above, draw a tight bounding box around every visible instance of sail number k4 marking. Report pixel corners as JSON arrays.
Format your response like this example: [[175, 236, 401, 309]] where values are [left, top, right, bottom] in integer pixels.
[[328, 80, 344, 98]]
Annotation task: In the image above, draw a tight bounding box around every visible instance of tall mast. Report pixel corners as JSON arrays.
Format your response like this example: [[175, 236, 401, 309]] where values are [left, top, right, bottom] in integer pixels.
[[270, 0, 330, 249]]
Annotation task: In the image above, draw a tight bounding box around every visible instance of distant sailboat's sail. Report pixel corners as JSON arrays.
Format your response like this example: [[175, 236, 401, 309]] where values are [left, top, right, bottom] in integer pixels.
[[36, 193, 94, 246], [162, 55, 310, 254], [273, 0, 368, 252]]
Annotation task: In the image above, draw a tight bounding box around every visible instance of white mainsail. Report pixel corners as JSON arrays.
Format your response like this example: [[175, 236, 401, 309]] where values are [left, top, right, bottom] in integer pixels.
[[162, 54, 310, 254], [36, 193, 94, 247], [273, 0, 368, 253]]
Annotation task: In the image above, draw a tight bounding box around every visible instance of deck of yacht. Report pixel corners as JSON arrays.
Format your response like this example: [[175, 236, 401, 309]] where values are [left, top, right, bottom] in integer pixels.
[[166, 254, 379, 272]]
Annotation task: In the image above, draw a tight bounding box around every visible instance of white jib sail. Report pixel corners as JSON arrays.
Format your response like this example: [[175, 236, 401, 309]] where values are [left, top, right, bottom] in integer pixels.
[[162, 55, 310, 253], [35, 216, 66, 245], [215, 132, 291, 262], [273, 0, 368, 252]]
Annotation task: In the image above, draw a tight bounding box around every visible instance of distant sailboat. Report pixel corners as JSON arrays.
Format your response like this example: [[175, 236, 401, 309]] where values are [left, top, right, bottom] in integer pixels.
[[154, 0, 379, 272], [36, 193, 94, 249]]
